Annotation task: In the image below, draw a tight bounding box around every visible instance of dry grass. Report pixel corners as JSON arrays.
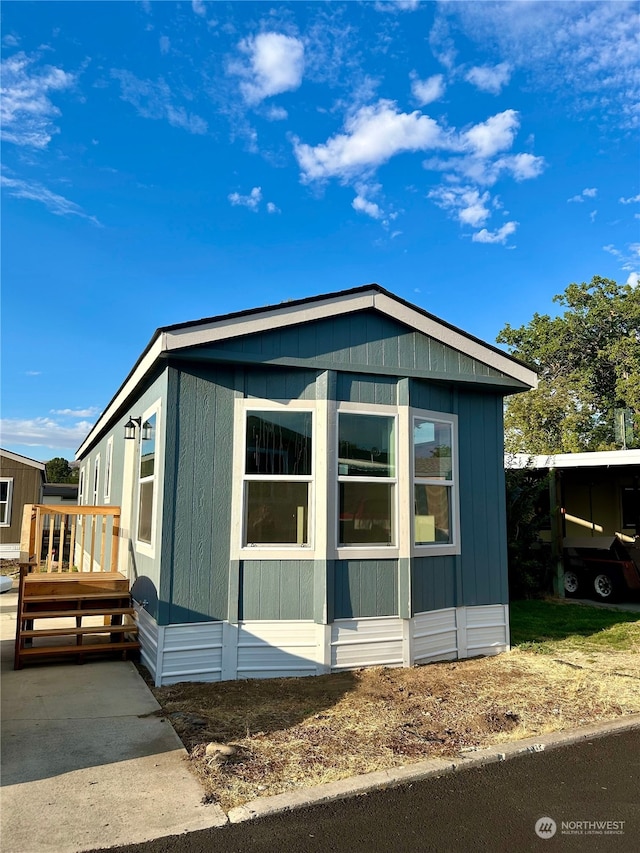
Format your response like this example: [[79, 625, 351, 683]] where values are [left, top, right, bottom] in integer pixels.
[[150, 614, 640, 811]]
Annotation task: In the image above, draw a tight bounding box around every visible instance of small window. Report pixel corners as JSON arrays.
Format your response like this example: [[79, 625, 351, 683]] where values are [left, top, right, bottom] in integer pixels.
[[413, 416, 455, 546], [78, 467, 85, 505], [137, 413, 157, 545], [0, 478, 13, 526], [92, 455, 100, 506], [338, 413, 396, 546], [104, 436, 113, 502], [243, 410, 312, 546]]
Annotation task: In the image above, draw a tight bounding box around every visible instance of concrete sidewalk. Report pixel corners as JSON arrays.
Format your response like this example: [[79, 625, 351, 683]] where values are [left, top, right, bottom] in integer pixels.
[[0, 585, 227, 853]]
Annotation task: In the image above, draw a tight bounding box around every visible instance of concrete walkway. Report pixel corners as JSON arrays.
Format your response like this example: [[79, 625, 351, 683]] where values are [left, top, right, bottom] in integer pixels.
[[0, 585, 227, 853]]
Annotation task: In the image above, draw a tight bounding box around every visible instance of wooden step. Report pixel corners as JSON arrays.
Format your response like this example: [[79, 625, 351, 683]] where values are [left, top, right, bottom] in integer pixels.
[[21, 625, 138, 639], [23, 592, 132, 604], [19, 607, 135, 620], [19, 641, 140, 658]]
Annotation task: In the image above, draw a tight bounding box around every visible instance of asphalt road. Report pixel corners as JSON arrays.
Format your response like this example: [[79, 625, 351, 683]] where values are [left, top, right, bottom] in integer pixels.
[[90, 730, 639, 853]]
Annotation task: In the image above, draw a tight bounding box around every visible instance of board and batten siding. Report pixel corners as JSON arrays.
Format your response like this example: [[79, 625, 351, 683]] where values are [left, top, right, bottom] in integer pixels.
[[238, 560, 314, 621], [333, 560, 399, 619], [180, 311, 513, 386], [0, 454, 44, 554]]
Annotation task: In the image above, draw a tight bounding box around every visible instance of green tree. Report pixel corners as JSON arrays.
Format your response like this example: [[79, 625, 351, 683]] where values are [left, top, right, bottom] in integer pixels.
[[498, 276, 640, 453], [45, 457, 78, 483]]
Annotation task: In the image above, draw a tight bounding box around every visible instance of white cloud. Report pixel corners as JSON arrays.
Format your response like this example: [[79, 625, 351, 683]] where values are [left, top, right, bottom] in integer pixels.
[[228, 186, 262, 211], [375, 1, 420, 12], [1, 175, 100, 224], [603, 242, 639, 272], [463, 109, 520, 159], [192, 0, 206, 17], [232, 33, 304, 105], [428, 185, 491, 228], [620, 194, 640, 204], [352, 194, 383, 220], [265, 105, 288, 121], [266, 201, 280, 214], [590, 210, 597, 222], [159, 36, 170, 55], [111, 70, 207, 134], [0, 417, 95, 450], [51, 407, 101, 418], [626, 272, 638, 287], [568, 187, 598, 202], [25, 371, 41, 376], [1, 52, 75, 148], [293, 99, 450, 183], [3, 34, 20, 47], [472, 221, 518, 244], [441, 2, 640, 127], [423, 150, 545, 187], [465, 62, 511, 95], [410, 73, 445, 106]]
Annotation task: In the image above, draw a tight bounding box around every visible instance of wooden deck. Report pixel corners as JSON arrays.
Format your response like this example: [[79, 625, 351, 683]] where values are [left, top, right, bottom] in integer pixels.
[[15, 570, 140, 669]]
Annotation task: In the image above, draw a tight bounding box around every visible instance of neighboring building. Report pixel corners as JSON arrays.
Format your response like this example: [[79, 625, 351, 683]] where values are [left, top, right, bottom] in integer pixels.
[[507, 450, 640, 541], [0, 449, 46, 559], [43, 483, 79, 505], [76, 285, 537, 685]]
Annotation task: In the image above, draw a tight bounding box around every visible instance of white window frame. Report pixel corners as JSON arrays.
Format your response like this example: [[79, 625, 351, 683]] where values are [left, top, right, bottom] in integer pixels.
[[0, 478, 13, 527], [92, 454, 101, 506], [78, 466, 86, 505], [335, 402, 400, 560], [104, 436, 113, 503], [231, 399, 317, 560], [135, 399, 161, 558], [411, 409, 460, 557]]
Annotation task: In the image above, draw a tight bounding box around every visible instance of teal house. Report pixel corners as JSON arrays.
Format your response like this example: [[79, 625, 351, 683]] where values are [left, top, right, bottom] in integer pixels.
[[76, 285, 537, 685]]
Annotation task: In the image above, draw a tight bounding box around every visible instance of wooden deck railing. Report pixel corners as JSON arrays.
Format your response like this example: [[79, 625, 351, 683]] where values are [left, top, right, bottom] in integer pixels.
[[20, 504, 121, 573]]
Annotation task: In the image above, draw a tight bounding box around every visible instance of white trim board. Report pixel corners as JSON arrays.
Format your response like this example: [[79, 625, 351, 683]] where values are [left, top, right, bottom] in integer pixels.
[[0, 449, 45, 470], [506, 450, 640, 470]]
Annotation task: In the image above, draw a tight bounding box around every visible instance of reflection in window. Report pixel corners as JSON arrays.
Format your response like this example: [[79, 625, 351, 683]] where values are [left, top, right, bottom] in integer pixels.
[[413, 417, 454, 547], [243, 410, 312, 546], [338, 413, 396, 546]]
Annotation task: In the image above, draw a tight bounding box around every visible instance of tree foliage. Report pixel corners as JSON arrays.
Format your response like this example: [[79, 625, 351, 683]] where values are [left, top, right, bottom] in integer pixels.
[[498, 276, 640, 453], [45, 457, 78, 484]]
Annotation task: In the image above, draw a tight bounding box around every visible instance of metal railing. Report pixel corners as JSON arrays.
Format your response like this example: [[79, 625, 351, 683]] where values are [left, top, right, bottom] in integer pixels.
[[20, 504, 121, 573]]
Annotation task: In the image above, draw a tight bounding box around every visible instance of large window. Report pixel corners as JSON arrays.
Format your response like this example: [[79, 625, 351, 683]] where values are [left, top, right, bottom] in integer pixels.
[[413, 417, 455, 546], [0, 479, 13, 526], [243, 410, 313, 546], [338, 413, 396, 546], [137, 413, 157, 545]]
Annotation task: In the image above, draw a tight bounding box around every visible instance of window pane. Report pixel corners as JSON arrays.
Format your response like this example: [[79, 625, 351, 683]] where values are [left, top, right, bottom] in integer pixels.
[[338, 414, 395, 478], [414, 484, 451, 544], [245, 481, 308, 545], [140, 414, 156, 478], [138, 480, 154, 543], [246, 412, 312, 476], [0, 482, 7, 502], [339, 482, 394, 545], [414, 419, 452, 480]]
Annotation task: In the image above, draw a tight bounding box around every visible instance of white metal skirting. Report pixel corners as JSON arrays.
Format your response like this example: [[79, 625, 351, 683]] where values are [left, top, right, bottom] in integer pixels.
[[331, 617, 404, 671], [136, 605, 510, 685]]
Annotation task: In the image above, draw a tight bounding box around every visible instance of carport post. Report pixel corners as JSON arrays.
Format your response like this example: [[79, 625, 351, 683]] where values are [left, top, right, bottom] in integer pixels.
[[549, 468, 565, 597]]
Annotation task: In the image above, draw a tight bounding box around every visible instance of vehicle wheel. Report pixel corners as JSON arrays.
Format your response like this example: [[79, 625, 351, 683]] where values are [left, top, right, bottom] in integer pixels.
[[563, 570, 581, 598], [592, 571, 619, 602]]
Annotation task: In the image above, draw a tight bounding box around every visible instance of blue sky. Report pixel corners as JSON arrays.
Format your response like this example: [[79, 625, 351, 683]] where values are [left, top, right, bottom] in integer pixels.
[[1, 0, 638, 462]]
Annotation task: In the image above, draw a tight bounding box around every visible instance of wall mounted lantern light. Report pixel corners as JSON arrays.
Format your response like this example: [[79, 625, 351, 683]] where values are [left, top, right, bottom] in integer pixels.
[[125, 416, 154, 441]]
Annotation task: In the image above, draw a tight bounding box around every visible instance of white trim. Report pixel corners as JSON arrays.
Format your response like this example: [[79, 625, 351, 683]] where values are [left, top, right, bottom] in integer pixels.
[[77, 288, 536, 459], [92, 454, 100, 506], [0, 477, 13, 527], [135, 399, 161, 559], [0, 449, 45, 470], [104, 435, 114, 503], [506, 450, 640, 470]]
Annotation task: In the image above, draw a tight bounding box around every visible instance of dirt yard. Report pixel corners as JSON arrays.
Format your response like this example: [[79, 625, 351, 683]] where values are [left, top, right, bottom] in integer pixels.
[[149, 603, 640, 811]]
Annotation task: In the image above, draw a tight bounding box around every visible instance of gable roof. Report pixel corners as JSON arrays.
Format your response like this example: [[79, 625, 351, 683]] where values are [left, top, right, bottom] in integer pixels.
[[77, 284, 538, 458], [1, 448, 47, 472], [506, 450, 640, 470]]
